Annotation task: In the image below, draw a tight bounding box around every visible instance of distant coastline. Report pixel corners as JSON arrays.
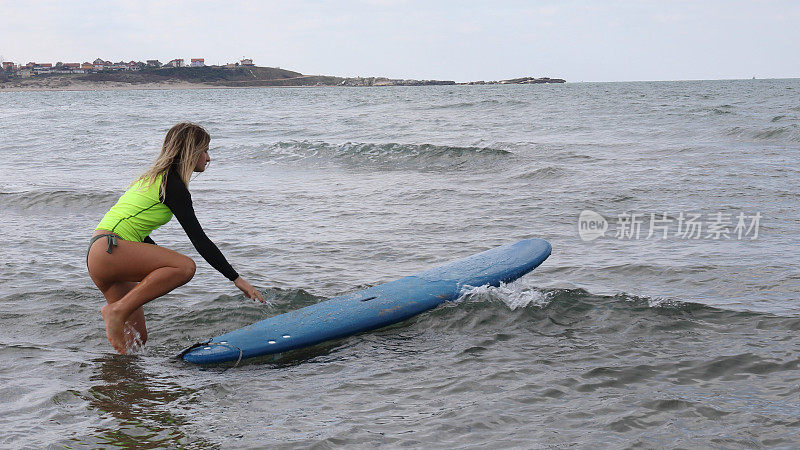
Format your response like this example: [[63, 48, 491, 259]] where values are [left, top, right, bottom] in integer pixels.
[[0, 64, 565, 92]]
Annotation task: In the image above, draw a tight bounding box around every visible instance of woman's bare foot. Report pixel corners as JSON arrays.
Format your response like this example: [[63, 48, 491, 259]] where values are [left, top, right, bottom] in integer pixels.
[[101, 304, 128, 354]]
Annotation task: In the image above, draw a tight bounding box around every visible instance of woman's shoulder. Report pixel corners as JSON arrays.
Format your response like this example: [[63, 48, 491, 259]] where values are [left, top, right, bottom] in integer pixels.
[[163, 167, 191, 203], [128, 172, 162, 192]]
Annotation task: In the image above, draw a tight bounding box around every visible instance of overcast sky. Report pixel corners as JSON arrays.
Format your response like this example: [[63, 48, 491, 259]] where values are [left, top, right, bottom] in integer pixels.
[[1, 0, 797, 82]]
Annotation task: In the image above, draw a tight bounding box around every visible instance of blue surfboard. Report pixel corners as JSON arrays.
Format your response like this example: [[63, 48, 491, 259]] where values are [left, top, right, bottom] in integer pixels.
[[180, 239, 551, 364]]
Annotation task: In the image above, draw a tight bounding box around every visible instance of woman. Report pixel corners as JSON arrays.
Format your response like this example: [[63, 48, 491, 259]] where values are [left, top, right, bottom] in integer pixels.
[[87, 122, 265, 354]]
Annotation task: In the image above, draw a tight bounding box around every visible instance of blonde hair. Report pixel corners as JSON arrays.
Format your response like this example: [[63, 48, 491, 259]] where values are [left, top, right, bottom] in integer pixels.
[[136, 122, 210, 199]]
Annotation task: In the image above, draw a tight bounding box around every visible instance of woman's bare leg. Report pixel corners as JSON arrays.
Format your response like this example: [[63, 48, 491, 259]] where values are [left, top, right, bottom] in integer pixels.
[[100, 281, 148, 350], [88, 236, 196, 354]]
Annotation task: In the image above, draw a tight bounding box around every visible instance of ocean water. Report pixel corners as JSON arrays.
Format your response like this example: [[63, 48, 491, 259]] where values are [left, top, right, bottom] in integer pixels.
[[0, 79, 798, 448]]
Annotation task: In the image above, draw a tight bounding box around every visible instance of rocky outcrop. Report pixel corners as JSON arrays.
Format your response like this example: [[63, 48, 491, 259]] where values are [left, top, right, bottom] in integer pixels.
[[501, 76, 565, 84], [460, 76, 566, 85], [337, 77, 456, 87]]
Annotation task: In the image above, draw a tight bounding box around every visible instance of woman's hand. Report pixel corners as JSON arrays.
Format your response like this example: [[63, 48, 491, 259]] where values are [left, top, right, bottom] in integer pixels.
[[233, 277, 266, 303]]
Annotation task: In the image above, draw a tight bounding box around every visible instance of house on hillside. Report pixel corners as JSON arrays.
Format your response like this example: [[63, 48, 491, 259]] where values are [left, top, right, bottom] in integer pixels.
[[92, 58, 112, 70], [165, 59, 184, 68], [146, 60, 162, 68], [190, 58, 205, 67], [33, 63, 53, 74], [240, 58, 254, 66], [2, 62, 15, 71], [62, 62, 85, 73]]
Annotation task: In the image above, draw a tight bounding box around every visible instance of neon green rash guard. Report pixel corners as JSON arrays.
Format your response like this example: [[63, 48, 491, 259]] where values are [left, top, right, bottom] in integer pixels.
[[95, 169, 239, 281], [96, 172, 172, 243]]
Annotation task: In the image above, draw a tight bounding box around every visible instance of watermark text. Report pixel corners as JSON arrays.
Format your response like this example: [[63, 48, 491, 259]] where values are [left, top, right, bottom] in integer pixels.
[[578, 210, 761, 242]]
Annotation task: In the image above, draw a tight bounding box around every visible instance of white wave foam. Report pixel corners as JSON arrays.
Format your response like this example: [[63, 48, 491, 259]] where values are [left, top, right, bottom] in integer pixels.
[[123, 325, 145, 354], [460, 282, 552, 310]]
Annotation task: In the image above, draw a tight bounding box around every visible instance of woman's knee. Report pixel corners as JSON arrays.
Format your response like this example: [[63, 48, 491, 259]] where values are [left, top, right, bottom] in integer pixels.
[[178, 257, 196, 284]]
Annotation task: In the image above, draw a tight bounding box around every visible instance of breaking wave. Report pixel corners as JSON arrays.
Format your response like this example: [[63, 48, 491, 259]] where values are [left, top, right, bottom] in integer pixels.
[[0, 189, 119, 212], [726, 124, 800, 143], [238, 141, 514, 170]]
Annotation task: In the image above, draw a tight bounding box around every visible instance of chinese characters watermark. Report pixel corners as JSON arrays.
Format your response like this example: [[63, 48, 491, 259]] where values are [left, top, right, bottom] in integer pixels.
[[578, 210, 761, 242]]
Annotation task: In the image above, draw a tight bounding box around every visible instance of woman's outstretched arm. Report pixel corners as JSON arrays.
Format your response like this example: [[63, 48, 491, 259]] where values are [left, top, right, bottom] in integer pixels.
[[163, 169, 265, 302]]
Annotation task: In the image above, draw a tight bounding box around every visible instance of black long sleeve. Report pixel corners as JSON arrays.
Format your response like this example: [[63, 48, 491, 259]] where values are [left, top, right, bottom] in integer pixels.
[[161, 169, 239, 281]]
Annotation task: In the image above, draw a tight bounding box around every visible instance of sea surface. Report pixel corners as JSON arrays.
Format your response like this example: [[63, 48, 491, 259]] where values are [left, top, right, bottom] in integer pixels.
[[0, 79, 798, 448]]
